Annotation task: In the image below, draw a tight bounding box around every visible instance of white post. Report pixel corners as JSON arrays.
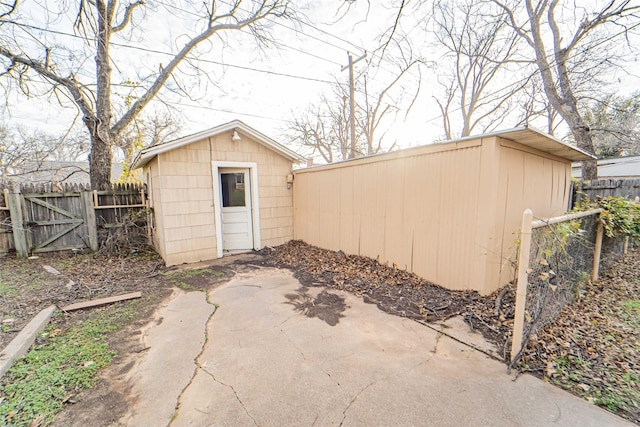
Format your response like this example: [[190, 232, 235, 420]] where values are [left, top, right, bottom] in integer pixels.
[[511, 209, 533, 362]]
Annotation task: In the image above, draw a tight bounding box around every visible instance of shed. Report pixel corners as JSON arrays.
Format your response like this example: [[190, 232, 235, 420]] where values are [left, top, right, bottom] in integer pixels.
[[132, 120, 305, 266], [292, 127, 595, 295]]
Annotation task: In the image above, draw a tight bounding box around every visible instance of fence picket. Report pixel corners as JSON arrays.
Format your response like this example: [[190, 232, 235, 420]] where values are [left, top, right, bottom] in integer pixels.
[[0, 184, 148, 255]]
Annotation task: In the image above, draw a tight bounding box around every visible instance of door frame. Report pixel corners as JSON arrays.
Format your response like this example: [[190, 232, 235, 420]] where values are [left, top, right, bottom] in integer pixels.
[[212, 161, 261, 258]]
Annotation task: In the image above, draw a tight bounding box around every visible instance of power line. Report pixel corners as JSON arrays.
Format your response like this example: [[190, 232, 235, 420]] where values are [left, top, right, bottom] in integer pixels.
[[170, 100, 294, 124], [153, 0, 348, 66], [110, 41, 337, 84], [151, 0, 418, 85], [4, 20, 338, 85], [154, 0, 364, 55], [6, 7, 418, 101]]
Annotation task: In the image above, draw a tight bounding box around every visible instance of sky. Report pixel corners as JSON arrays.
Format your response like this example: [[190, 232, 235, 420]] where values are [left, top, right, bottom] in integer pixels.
[[1, 0, 444, 162], [2, 0, 639, 162]]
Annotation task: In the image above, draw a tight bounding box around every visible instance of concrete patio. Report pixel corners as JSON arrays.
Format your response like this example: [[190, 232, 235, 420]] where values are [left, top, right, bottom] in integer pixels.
[[121, 266, 632, 427]]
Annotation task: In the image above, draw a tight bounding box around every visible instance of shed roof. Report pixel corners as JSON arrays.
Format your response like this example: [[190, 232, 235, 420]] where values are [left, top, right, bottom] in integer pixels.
[[445, 126, 596, 161], [131, 120, 305, 169], [299, 125, 595, 174]]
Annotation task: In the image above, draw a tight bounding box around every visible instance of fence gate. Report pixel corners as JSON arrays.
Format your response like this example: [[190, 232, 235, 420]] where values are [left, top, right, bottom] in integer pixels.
[[10, 191, 98, 255]]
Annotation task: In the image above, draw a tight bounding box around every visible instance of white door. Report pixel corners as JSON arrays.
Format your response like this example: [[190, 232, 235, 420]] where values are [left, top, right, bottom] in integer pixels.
[[220, 169, 254, 251]]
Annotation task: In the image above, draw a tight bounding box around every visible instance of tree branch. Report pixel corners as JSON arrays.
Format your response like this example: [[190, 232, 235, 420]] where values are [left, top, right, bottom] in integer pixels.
[[112, 0, 144, 33], [0, 0, 18, 19], [110, 1, 288, 139], [0, 47, 95, 122]]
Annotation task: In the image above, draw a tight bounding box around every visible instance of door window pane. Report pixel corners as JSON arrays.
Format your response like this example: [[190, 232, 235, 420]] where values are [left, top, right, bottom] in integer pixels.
[[221, 173, 246, 207]]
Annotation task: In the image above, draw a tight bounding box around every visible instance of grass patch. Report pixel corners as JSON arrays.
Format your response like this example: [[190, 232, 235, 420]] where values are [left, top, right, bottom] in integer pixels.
[[0, 303, 136, 426], [0, 263, 49, 294], [162, 268, 224, 290], [621, 299, 640, 312], [176, 281, 194, 291], [0, 281, 18, 297], [163, 268, 214, 279]]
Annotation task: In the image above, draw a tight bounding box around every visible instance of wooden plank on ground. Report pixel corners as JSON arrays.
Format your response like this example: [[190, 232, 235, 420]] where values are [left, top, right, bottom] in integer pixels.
[[61, 292, 142, 312]]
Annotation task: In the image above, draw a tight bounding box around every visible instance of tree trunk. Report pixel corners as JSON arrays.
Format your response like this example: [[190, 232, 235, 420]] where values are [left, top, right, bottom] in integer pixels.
[[91, 0, 114, 190], [564, 112, 598, 180], [88, 131, 112, 190], [581, 159, 597, 181]]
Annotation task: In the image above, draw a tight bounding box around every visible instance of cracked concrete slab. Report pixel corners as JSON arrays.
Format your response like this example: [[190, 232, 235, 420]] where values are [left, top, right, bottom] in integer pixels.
[[131, 268, 632, 427], [119, 290, 216, 427]]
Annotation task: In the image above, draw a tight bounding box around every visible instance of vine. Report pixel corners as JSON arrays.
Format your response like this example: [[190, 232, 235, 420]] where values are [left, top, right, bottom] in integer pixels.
[[574, 195, 640, 238]]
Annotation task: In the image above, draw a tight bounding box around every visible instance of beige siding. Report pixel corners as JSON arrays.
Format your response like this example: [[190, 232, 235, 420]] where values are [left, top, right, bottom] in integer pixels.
[[148, 131, 294, 266], [146, 157, 165, 259], [490, 139, 572, 288], [155, 138, 216, 266], [293, 137, 572, 294], [204, 133, 294, 248]]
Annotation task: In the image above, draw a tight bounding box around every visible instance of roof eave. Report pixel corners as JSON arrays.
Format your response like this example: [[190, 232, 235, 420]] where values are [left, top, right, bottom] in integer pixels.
[[439, 126, 596, 161], [131, 119, 305, 170]]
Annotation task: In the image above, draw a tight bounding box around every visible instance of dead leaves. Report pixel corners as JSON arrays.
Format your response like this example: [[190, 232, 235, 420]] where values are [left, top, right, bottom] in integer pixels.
[[266, 240, 515, 356], [268, 240, 471, 321], [267, 241, 640, 423], [519, 249, 640, 423]]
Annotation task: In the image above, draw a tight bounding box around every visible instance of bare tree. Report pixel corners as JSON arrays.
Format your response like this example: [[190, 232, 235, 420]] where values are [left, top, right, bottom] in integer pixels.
[[288, 90, 352, 163], [359, 50, 420, 154], [0, 0, 293, 189], [117, 111, 182, 165], [584, 92, 640, 158], [0, 125, 90, 184], [515, 74, 561, 135], [493, 0, 640, 179], [431, 0, 522, 139], [289, 37, 421, 163]]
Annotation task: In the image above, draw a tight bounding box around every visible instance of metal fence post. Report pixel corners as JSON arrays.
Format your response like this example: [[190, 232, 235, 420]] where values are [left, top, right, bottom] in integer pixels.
[[511, 209, 533, 363]]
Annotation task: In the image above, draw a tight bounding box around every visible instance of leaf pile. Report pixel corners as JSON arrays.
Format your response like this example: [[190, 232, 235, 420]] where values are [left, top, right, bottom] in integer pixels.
[[518, 249, 640, 424], [260, 240, 516, 356], [262, 241, 640, 422], [262, 240, 472, 319]]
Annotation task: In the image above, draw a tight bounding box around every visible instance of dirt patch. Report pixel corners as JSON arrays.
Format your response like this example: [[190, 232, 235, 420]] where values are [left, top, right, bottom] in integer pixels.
[[0, 251, 166, 348], [0, 250, 237, 426], [285, 287, 347, 326]]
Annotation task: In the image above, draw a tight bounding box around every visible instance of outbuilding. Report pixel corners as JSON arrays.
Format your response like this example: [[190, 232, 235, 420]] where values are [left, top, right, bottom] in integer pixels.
[[292, 127, 595, 295], [132, 120, 305, 266], [134, 121, 595, 295]]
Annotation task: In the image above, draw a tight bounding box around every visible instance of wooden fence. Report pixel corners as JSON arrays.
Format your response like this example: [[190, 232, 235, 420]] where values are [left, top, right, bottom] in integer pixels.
[[0, 183, 149, 256], [575, 178, 640, 202]]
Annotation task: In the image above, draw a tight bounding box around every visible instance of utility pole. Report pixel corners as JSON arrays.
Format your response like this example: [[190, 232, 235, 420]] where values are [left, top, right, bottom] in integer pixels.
[[341, 52, 366, 159]]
